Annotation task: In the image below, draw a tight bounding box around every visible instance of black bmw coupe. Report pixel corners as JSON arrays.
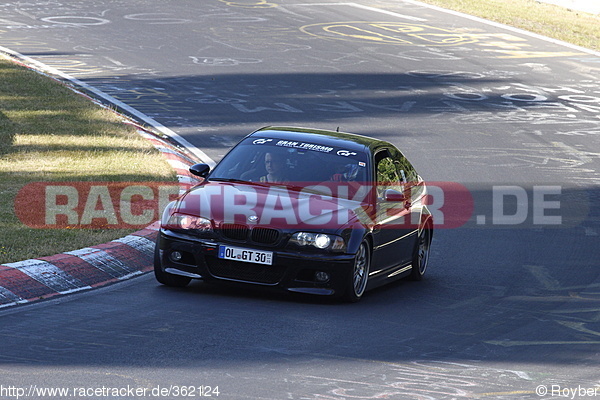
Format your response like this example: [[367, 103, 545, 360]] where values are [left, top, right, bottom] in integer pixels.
[[155, 126, 433, 302]]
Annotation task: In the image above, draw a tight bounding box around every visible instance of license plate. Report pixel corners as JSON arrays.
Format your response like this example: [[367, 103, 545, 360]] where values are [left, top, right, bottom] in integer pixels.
[[218, 245, 273, 265]]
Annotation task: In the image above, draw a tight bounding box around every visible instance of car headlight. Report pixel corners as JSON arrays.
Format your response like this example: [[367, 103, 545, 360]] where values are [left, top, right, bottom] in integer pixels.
[[289, 232, 345, 251], [164, 213, 212, 232]]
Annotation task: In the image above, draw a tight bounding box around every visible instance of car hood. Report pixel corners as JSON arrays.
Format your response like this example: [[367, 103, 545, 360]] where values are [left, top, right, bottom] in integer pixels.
[[173, 181, 369, 231]]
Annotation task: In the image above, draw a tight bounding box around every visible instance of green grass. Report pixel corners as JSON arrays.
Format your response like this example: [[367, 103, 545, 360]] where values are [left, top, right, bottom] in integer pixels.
[[419, 0, 600, 51], [0, 57, 177, 264]]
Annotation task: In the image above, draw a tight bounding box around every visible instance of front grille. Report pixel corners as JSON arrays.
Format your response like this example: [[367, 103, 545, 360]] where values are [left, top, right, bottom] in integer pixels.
[[251, 227, 280, 245], [219, 224, 280, 245], [220, 223, 249, 241], [206, 258, 285, 285]]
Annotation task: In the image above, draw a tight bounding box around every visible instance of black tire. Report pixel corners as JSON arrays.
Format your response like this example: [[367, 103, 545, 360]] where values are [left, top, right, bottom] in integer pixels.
[[154, 244, 192, 287], [343, 240, 371, 302], [409, 225, 432, 281]]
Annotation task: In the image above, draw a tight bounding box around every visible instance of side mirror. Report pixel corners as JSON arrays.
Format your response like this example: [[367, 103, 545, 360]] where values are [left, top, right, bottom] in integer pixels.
[[189, 163, 210, 178], [384, 188, 406, 202]]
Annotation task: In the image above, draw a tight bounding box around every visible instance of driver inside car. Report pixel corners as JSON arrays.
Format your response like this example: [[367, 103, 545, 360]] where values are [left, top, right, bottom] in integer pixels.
[[259, 152, 289, 183]]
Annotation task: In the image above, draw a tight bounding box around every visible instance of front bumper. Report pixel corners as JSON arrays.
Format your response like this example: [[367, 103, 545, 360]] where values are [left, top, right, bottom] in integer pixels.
[[156, 230, 356, 296]]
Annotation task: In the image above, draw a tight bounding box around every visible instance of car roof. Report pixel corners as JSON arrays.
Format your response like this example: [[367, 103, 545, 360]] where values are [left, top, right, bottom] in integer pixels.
[[251, 126, 392, 154]]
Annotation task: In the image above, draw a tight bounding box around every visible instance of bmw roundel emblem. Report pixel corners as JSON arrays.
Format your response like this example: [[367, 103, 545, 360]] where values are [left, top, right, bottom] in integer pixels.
[[248, 215, 259, 223]]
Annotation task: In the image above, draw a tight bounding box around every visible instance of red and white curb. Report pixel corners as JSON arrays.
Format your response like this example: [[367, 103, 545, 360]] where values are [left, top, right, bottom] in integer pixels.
[[0, 48, 209, 309], [0, 226, 159, 308]]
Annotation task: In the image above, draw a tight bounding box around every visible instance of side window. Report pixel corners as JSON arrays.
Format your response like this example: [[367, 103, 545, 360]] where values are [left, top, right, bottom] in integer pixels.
[[377, 157, 400, 184], [386, 148, 414, 183], [375, 150, 403, 197], [401, 161, 417, 184], [389, 147, 424, 199]]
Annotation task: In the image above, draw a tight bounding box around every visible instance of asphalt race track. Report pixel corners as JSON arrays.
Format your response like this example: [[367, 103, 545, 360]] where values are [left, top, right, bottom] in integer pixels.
[[1, 0, 599, 398]]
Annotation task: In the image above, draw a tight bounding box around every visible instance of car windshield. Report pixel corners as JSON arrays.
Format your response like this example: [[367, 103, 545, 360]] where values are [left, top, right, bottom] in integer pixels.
[[209, 136, 370, 185]]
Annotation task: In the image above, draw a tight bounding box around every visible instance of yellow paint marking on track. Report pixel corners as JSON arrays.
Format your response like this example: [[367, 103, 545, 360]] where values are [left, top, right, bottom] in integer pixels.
[[0, 39, 56, 53], [322, 24, 412, 44], [39, 59, 104, 76], [299, 20, 585, 59], [300, 22, 478, 46]]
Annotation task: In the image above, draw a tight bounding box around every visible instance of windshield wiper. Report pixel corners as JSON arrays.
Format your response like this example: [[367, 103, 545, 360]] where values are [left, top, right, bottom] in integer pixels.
[[208, 177, 269, 186], [209, 177, 248, 182]]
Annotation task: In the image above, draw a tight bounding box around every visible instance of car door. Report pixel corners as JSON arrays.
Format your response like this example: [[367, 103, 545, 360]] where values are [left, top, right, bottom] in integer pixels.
[[370, 149, 417, 274], [389, 146, 422, 256]]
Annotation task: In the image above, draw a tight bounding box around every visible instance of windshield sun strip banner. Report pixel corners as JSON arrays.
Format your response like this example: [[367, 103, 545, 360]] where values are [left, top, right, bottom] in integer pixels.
[[250, 137, 365, 161]]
